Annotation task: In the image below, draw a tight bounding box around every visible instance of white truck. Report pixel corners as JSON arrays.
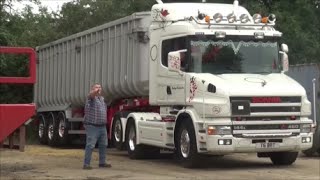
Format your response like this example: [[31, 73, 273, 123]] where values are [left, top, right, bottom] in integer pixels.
[[35, 0, 314, 167]]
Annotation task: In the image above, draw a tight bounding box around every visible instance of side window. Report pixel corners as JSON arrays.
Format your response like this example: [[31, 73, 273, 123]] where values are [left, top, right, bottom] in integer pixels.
[[161, 37, 186, 68]]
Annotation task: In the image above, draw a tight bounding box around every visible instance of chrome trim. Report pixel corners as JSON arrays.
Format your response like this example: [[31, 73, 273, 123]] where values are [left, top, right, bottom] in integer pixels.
[[241, 133, 293, 138], [233, 129, 300, 134]]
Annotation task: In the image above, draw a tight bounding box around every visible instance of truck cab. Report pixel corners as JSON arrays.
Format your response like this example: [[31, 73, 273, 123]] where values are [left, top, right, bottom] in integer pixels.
[[140, 1, 313, 167]]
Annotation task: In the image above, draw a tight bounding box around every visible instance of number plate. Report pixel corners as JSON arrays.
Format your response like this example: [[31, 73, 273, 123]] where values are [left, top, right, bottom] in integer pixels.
[[256, 142, 279, 149]]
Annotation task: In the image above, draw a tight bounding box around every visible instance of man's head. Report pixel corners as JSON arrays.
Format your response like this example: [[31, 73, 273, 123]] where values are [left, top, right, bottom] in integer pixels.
[[91, 83, 102, 95]]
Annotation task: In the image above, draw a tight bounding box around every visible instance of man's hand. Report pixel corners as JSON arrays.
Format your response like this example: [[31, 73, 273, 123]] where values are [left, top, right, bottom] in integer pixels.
[[88, 84, 102, 98]]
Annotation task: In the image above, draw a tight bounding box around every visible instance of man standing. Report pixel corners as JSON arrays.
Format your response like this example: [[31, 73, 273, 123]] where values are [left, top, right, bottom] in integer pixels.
[[83, 83, 111, 169]]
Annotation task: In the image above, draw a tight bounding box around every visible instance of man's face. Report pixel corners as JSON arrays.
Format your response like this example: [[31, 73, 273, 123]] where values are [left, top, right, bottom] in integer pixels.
[[93, 84, 102, 94]]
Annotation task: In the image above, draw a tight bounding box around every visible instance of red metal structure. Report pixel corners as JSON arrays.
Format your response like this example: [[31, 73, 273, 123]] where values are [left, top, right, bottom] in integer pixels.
[[0, 47, 36, 150]]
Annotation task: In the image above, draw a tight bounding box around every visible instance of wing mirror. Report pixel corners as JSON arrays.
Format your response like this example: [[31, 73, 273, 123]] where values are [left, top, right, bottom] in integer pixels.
[[280, 44, 289, 72], [281, 43, 288, 53]]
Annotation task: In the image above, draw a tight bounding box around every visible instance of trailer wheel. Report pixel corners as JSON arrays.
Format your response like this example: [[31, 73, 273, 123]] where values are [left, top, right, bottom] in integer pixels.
[[37, 113, 47, 144], [112, 115, 124, 150], [269, 151, 298, 165], [176, 120, 200, 168], [57, 112, 69, 145], [47, 112, 59, 146], [125, 120, 144, 159]]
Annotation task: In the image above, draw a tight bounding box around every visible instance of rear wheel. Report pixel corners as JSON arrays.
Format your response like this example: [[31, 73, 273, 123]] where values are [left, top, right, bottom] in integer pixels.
[[269, 151, 298, 165], [47, 112, 59, 146], [112, 115, 124, 150], [57, 112, 69, 145], [175, 120, 200, 168], [37, 113, 47, 144]]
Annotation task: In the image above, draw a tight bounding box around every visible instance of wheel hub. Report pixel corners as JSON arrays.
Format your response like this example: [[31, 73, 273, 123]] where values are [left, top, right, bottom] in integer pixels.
[[48, 123, 54, 140], [38, 121, 44, 138], [128, 127, 136, 151], [180, 129, 190, 158], [114, 120, 121, 142], [58, 119, 65, 138]]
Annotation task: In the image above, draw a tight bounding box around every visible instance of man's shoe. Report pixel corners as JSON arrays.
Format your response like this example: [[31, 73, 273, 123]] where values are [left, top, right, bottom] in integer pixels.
[[99, 163, 112, 168], [83, 165, 92, 170]]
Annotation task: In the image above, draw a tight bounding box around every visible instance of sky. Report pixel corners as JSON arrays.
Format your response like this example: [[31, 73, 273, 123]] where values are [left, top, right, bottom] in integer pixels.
[[12, 0, 73, 13]]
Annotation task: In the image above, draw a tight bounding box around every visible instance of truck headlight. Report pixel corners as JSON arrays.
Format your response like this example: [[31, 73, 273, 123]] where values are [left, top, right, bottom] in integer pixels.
[[300, 124, 312, 133], [208, 125, 231, 135]]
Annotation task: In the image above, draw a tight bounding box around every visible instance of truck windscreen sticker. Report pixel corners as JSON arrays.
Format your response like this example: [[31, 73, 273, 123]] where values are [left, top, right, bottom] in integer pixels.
[[191, 40, 277, 55]]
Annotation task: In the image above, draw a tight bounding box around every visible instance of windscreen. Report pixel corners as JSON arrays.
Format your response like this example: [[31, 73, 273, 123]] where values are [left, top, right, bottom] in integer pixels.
[[189, 36, 281, 74]]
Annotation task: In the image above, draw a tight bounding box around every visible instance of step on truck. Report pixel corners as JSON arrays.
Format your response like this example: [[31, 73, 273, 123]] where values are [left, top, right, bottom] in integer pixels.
[[35, 0, 314, 167]]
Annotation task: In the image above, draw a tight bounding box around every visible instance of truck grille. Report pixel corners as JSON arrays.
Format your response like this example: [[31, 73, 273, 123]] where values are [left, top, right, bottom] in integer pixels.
[[230, 96, 302, 137], [230, 96, 301, 117]]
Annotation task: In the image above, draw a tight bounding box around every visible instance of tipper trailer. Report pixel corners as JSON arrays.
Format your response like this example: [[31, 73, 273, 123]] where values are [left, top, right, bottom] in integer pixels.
[[35, 0, 313, 167]]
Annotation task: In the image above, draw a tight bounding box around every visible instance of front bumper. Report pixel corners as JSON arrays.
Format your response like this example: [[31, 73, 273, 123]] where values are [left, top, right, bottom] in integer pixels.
[[201, 133, 313, 154]]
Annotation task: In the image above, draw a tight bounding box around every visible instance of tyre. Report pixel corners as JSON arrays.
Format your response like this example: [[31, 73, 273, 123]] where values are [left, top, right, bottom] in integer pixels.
[[37, 113, 48, 144], [269, 151, 298, 165], [302, 148, 317, 157], [175, 120, 200, 168], [47, 112, 59, 146], [112, 115, 124, 150], [57, 112, 70, 145], [302, 125, 320, 157], [125, 120, 144, 159]]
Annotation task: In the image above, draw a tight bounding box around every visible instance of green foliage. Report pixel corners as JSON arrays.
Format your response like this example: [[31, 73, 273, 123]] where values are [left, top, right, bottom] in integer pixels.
[[0, 0, 319, 104]]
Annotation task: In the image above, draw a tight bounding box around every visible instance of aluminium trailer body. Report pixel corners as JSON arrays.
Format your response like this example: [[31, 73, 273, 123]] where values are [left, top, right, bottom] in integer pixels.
[[34, 12, 152, 146]]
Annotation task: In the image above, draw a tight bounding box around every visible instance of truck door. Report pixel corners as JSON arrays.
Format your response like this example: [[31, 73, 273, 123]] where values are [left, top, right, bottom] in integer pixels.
[[156, 37, 187, 105]]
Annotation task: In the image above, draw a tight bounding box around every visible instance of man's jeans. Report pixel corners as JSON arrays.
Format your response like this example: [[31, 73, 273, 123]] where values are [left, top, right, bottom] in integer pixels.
[[83, 125, 107, 166]]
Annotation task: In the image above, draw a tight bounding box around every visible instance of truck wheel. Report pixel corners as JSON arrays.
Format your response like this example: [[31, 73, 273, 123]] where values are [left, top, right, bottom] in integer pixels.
[[269, 151, 298, 165], [302, 148, 317, 157], [112, 115, 124, 150], [37, 113, 47, 144], [47, 112, 59, 146], [176, 121, 200, 168], [125, 120, 144, 159], [57, 112, 69, 145]]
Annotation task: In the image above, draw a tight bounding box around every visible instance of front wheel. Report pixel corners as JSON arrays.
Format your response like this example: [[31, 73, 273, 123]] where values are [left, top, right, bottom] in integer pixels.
[[269, 151, 299, 165], [126, 120, 144, 159], [175, 121, 200, 168]]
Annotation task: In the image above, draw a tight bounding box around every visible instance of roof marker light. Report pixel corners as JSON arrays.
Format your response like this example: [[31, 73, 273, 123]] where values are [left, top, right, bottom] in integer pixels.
[[261, 17, 268, 23], [254, 32, 264, 39], [205, 15, 211, 23], [215, 31, 226, 38]]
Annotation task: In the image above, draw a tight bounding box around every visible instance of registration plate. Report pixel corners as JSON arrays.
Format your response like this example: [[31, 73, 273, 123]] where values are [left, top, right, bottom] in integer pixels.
[[256, 142, 279, 149]]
